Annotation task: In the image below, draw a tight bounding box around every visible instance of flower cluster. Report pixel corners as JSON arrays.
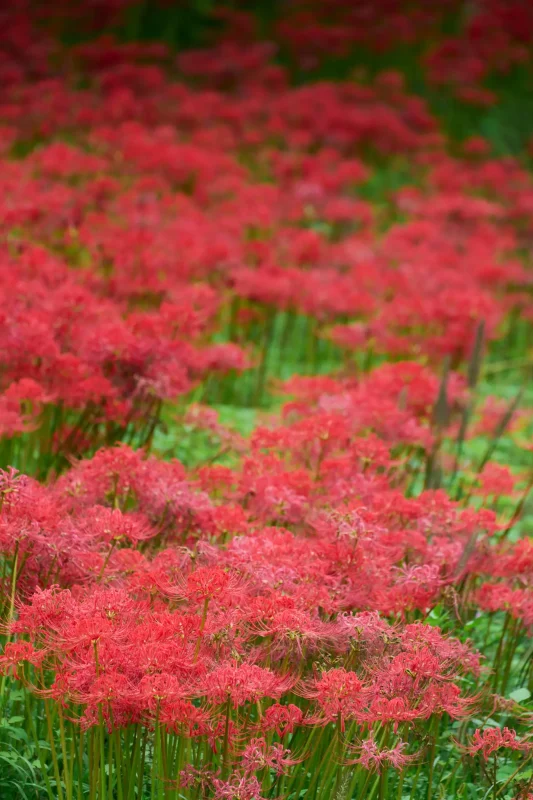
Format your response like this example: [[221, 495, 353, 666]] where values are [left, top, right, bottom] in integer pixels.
[[0, 2, 532, 799]]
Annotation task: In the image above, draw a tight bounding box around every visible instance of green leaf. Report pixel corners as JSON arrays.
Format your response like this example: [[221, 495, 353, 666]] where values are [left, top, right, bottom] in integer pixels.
[[6, 727, 29, 742], [509, 687, 531, 703]]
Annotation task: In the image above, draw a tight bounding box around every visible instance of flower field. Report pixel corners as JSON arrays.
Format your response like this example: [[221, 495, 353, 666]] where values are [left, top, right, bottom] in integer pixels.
[[0, 1, 533, 798]]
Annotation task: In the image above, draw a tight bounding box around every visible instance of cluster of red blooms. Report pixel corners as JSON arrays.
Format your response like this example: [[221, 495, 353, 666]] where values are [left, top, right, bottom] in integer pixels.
[[0, 381, 527, 729], [0, 356, 527, 607], [0, 242, 250, 441], [0, 1, 532, 448], [271, 0, 533, 101], [3, 582, 480, 733], [2, 421, 529, 797], [44, 0, 533, 103], [2, 452, 486, 791], [0, 1, 532, 797], [0, 408, 529, 789]]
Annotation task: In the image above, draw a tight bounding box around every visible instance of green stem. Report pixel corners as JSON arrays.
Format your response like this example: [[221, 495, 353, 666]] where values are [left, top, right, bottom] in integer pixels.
[[58, 706, 72, 800], [427, 716, 439, 800], [45, 699, 65, 800], [0, 544, 20, 700], [495, 752, 533, 797], [222, 696, 232, 778], [25, 692, 55, 800], [152, 703, 161, 800]]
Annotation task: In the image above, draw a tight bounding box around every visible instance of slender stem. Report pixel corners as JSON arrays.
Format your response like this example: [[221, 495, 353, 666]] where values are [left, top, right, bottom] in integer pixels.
[[427, 716, 439, 800], [58, 706, 72, 800], [152, 702, 161, 800], [25, 692, 55, 800], [495, 752, 533, 797], [45, 699, 65, 800], [0, 543, 19, 704], [222, 696, 232, 778]]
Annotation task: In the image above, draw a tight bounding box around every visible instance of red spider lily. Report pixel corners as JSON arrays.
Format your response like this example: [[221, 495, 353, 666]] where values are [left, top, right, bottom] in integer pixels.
[[0, 640, 46, 679], [256, 703, 304, 737], [212, 774, 265, 800], [197, 663, 295, 708], [179, 765, 216, 791], [475, 464, 520, 498], [0, 4, 532, 798], [248, 608, 344, 659], [346, 735, 418, 773], [463, 727, 533, 761], [155, 565, 248, 606], [299, 668, 363, 730], [240, 737, 302, 776]]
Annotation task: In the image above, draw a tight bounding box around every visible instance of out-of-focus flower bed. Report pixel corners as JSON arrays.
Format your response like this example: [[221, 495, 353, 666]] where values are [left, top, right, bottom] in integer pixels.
[[0, 2, 532, 798]]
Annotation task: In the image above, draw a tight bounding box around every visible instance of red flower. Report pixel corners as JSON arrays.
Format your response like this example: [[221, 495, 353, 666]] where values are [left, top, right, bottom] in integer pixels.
[[464, 727, 532, 761]]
